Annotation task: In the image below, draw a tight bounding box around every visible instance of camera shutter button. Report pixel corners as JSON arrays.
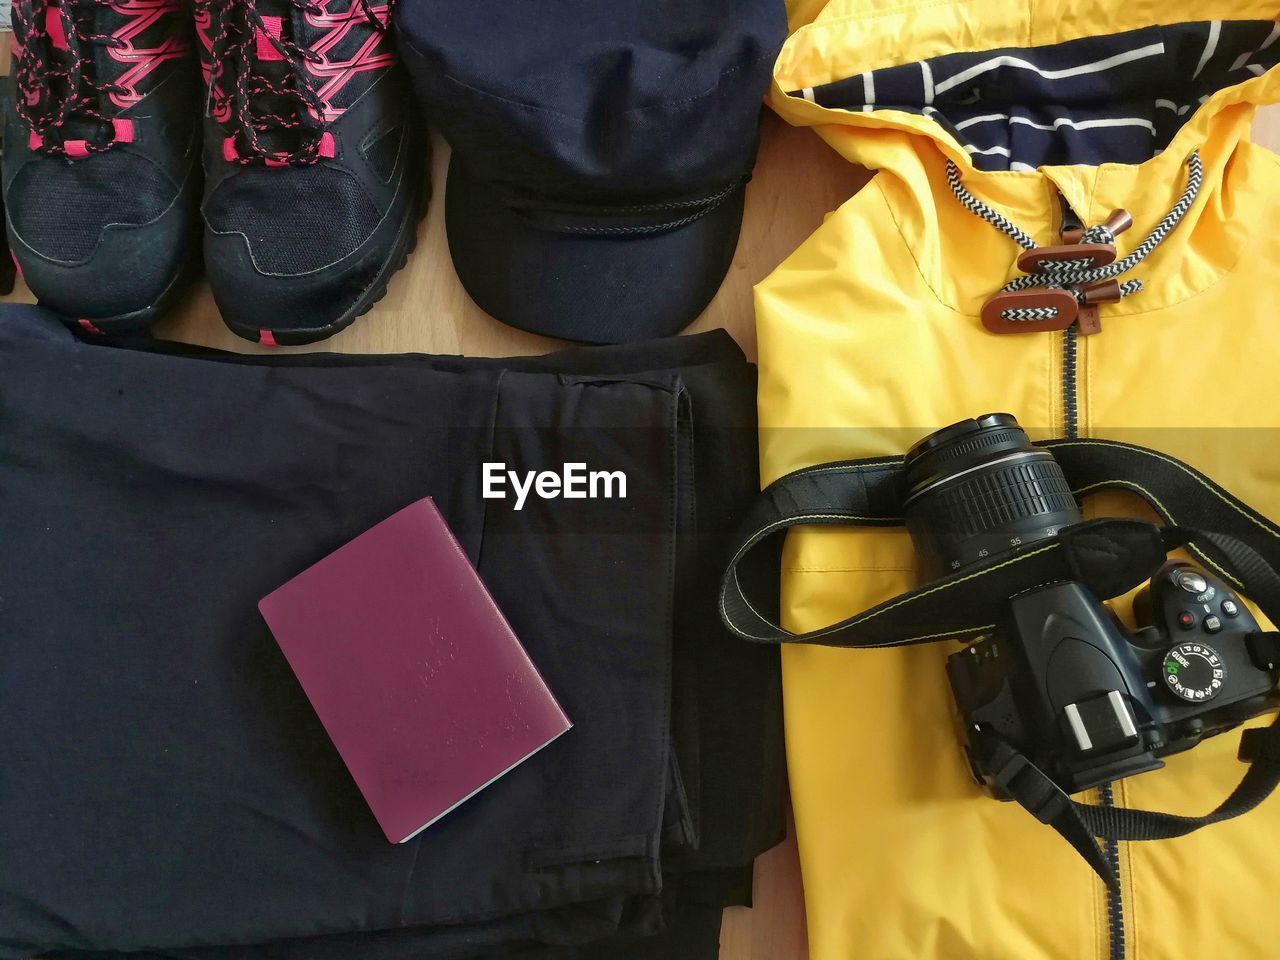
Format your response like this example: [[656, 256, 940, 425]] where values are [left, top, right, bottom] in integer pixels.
[[1176, 570, 1209, 595]]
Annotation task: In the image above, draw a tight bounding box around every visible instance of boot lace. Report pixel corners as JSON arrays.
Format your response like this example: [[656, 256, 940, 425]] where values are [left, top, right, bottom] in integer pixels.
[[13, 0, 131, 157], [196, 0, 389, 166]]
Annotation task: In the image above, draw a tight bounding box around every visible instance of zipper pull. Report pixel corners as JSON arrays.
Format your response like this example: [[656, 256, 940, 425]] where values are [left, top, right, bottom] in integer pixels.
[[1057, 192, 1109, 336], [1016, 192, 1117, 274], [1059, 193, 1084, 243]]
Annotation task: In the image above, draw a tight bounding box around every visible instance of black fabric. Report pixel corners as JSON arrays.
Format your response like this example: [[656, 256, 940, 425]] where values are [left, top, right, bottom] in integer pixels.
[[444, 158, 746, 344], [203, 163, 380, 274], [0, 306, 783, 960], [394, 0, 784, 343], [395, 0, 782, 199], [43, 873, 738, 960], [795, 20, 1280, 171], [715, 435, 1280, 888], [7, 148, 172, 261]]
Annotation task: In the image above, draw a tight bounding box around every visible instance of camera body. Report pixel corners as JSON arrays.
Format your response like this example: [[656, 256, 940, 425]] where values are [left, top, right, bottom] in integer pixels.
[[902, 414, 1279, 796], [948, 563, 1274, 794]]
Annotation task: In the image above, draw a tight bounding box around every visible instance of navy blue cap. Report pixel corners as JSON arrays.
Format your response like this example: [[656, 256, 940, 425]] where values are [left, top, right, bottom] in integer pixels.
[[396, 0, 785, 343]]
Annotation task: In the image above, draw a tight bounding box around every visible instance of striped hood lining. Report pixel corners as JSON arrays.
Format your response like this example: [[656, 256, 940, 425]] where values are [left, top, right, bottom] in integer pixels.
[[791, 19, 1280, 171]]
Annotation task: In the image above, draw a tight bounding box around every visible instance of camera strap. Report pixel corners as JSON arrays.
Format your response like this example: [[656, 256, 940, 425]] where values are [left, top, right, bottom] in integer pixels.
[[966, 714, 1280, 888], [718, 437, 1280, 887]]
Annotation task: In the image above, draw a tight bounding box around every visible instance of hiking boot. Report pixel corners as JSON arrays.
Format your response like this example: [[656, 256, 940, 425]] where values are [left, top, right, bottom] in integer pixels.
[[195, 0, 426, 346], [3, 0, 202, 334]]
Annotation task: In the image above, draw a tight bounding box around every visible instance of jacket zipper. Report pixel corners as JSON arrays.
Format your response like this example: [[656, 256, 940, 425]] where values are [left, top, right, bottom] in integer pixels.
[[1057, 191, 1124, 960], [1062, 323, 1079, 440], [1058, 194, 1082, 442], [1098, 783, 1125, 960]]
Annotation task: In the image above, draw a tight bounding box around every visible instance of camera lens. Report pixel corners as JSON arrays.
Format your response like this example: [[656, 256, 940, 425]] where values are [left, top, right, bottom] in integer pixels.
[[902, 413, 1082, 577]]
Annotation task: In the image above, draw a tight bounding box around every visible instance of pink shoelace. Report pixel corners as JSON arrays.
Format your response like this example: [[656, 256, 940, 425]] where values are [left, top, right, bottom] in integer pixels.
[[14, 0, 185, 157], [196, 0, 390, 166]]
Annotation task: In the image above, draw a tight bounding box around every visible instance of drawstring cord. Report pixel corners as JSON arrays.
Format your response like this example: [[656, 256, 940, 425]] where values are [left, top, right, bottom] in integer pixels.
[[947, 150, 1203, 320]]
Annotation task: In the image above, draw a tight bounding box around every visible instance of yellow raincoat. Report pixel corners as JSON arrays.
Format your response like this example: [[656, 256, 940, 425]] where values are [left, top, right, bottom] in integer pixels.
[[756, 2, 1280, 957]]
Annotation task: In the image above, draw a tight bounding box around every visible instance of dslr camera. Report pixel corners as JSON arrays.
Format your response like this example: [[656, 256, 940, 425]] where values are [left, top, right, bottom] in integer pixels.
[[902, 414, 1279, 795]]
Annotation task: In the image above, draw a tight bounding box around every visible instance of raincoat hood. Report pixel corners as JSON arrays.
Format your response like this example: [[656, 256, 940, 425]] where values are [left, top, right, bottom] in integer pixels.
[[753, 3, 1280, 959], [768, 1, 1280, 321]]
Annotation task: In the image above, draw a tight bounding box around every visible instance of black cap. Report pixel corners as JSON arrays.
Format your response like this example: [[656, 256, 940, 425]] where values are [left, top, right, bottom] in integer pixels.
[[396, 1, 785, 343]]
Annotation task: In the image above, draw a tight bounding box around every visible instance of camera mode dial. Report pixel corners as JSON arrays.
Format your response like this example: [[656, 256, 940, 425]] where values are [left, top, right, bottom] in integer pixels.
[[1162, 641, 1226, 703]]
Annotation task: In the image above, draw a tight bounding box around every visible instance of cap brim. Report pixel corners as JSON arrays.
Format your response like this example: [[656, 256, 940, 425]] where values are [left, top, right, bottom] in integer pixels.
[[445, 157, 745, 344]]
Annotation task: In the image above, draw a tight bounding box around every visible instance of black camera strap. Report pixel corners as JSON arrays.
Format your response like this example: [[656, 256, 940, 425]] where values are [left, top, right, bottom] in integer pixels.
[[721, 438, 1280, 647], [964, 716, 1280, 888], [718, 438, 1280, 888]]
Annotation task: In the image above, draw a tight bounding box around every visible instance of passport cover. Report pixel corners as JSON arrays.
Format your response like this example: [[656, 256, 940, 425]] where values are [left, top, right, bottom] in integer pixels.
[[260, 497, 572, 843]]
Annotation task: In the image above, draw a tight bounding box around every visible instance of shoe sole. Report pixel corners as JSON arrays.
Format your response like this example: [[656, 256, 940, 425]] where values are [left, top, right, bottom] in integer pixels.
[[222, 161, 431, 348]]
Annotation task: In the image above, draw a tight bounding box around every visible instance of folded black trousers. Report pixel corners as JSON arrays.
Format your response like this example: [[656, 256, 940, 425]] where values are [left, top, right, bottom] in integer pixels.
[[0, 307, 783, 960]]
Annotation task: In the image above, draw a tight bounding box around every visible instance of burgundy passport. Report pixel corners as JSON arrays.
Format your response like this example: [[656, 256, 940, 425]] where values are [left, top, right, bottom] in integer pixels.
[[259, 497, 572, 843]]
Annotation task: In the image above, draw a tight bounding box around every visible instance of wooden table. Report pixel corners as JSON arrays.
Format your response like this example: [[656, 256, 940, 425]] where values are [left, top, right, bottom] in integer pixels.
[[6, 91, 1278, 960]]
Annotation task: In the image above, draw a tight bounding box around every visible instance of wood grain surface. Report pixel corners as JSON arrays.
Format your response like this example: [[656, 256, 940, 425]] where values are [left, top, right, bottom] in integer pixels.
[[4, 56, 1277, 955]]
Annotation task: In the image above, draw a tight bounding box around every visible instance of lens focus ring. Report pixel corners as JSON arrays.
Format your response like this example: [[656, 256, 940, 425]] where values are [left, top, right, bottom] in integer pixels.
[[901, 414, 1084, 576], [924, 455, 1078, 543]]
